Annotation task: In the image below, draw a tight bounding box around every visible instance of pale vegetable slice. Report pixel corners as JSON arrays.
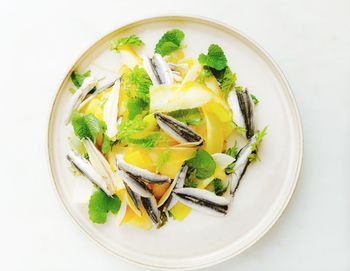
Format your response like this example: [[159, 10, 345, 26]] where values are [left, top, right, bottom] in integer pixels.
[[82, 138, 124, 192], [179, 62, 201, 89], [203, 110, 224, 154], [114, 191, 127, 225], [119, 47, 141, 69], [103, 79, 120, 138], [150, 83, 213, 112], [205, 76, 221, 95]]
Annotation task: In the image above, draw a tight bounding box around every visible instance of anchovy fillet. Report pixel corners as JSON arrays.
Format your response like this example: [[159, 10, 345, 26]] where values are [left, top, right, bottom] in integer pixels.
[[173, 188, 229, 216], [66, 151, 113, 197], [237, 89, 255, 138], [65, 76, 98, 124], [125, 183, 141, 210], [141, 196, 160, 224], [117, 170, 153, 198], [229, 135, 257, 194], [154, 113, 203, 145], [151, 53, 174, 86], [166, 164, 189, 209], [116, 155, 169, 183]]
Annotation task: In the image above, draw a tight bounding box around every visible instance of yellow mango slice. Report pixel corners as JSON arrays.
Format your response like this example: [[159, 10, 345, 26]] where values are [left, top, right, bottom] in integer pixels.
[[203, 100, 231, 123], [122, 205, 153, 230], [203, 110, 224, 154], [124, 147, 155, 172], [170, 202, 192, 221]]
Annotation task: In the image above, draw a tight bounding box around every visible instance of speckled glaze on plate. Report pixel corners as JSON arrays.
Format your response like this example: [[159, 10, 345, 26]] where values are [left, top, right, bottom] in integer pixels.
[[47, 15, 303, 270]]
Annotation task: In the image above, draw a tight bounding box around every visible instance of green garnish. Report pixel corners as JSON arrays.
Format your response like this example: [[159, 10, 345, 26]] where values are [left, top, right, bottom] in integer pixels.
[[71, 70, 91, 88], [211, 66, 237, 95], [184, 167, 199, 188], [213, 178, 227, 196], [116, 119, 146, 140], [71, 111, 104, 143], [251, 94, 259, 105], [156, 150, 170, 173], [186, 149, 216, 179], [155, 29, 185, 56], [88, 189, 121, 224], [225, 142, 238, 174], [101, 134, 112, 154], [110, 35, 144, 51], [249, 127, 268, 162], [198, 44, 227, 71], [127, 132, 162, 148], [127, 97, 148, 120], [168, 108, 202, 126], [125, 65, 152, 119]]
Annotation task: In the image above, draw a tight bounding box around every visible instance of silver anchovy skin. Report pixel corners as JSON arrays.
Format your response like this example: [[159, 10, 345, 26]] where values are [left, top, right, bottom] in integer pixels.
[[166, 164, 189, 210], [65, 76, 97, 124], [66, 151, 113, 197], [236, 89, 255, 139], [117, 170, 153, 198], [151, 53, 174, 86], [173, 188, 230, 216], [141, 196, 160, 224], [154, 113, 203, 145], [125, 183, 141, 210], [229, 135, 257, 194], [116, 155, 169, 183]]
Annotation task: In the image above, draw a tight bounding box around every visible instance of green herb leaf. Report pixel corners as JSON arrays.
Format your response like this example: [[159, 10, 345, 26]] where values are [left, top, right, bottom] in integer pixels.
[[156, 150, 170, 173], [88, 189, 121, 224], [71, 70, 91, 88], [213, 178, 228, 196], [127, 132, 162, 148], [101, 134, 111, 154], [186, 149, 216, 179], [116, 119, 146, 141], [155, 29, 185, 56], [211, 66, 237, 95], [249, 126, 268, 162], [184, 167, 199, 188], [110, 35, 144, 51], [198, 44, 227, 71], [224, 142, 238, 174], [168, 108, 202, 126], [127, 97, 148, 120], [124, 66, 152, 119], [251, 94, 259, 105], [71, 111, 104, 143]]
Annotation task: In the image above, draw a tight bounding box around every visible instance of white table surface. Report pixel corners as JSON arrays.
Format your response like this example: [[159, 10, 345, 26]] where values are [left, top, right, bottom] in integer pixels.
[[1, 0, 349, 270]]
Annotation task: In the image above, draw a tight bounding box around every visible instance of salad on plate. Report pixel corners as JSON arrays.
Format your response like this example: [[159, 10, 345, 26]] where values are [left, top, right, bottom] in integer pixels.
[[65, 29, 267, 230]]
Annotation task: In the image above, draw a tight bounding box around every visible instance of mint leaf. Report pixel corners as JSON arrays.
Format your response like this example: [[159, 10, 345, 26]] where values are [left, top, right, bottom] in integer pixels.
[[184, 167, 199, 188], [156, 150, 170, 172], [251, 94, 259, 105], [211, 66, 237, 95], [110, 35, 144, 51], [71, 70, 91, 88], [71, 111, 104, 143], [127, 132, 161, 148], [88, 189, 121, 224], [155, 29, 185, 56], [116, 119, 146, 141], [186, 149, 216, 179], [125, 66, 152, 119], [127, 97, 148, 120], [168, 108, 202, 126], [198, 44, 227, 71]]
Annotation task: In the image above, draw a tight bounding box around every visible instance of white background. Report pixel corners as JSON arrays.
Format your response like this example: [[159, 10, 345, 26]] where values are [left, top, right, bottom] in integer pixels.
[[0, 0, 349, 270]]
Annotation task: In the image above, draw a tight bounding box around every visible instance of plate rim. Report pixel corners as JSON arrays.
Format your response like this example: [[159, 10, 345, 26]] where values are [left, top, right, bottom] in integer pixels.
[[47, 14, 303, 270]]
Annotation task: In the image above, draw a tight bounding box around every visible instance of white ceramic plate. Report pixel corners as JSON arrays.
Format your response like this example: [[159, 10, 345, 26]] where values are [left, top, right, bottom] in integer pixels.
[[47, 16, 303, 270]]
